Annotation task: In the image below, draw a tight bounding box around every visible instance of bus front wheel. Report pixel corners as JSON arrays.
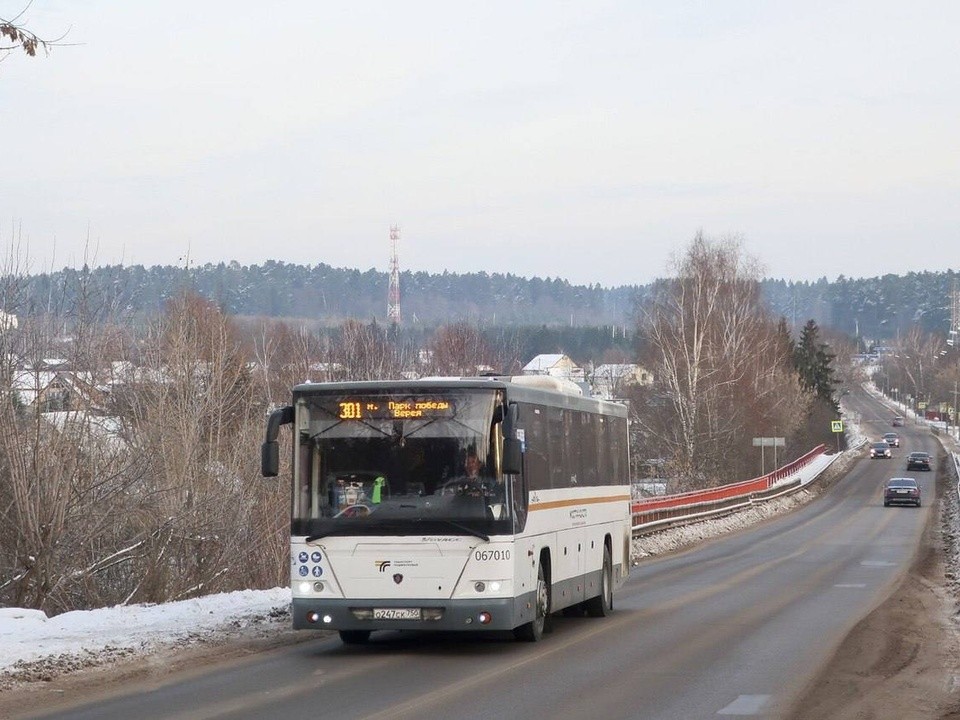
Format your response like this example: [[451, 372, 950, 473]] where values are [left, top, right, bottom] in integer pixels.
[[514, 562, 549, 642]]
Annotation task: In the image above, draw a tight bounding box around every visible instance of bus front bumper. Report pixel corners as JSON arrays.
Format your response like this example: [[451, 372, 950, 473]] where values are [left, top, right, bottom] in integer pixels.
[[291, 594, 535, 632]]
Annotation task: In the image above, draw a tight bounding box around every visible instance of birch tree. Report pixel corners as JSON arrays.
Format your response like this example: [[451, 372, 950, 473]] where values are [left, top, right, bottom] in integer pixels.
[[638, 234, 802, 485]]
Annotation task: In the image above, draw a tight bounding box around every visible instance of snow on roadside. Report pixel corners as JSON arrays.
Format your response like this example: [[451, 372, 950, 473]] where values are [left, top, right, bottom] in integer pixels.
[[0, 588, 292, 685], [632, 488, 818, 560]]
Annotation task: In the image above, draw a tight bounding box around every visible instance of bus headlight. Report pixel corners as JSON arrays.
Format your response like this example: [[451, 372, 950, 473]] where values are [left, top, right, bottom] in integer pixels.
[[298, 581, 312, 594]]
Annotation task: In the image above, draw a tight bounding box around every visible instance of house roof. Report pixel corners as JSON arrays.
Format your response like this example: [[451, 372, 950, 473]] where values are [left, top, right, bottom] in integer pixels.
[[522, 354, 570, 372]]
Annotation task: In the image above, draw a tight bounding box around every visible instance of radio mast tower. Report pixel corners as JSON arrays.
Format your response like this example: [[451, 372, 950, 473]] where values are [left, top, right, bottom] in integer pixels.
[[387, 225, 401, 325], [949, 277, 959, 347]]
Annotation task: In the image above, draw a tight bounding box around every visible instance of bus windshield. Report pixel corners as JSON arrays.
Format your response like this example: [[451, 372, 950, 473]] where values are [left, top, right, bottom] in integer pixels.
[[292, 388, 516, 538]]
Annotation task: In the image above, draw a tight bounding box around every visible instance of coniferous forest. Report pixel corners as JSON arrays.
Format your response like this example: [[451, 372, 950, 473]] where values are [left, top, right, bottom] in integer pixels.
[[12, 262, 960, 343]]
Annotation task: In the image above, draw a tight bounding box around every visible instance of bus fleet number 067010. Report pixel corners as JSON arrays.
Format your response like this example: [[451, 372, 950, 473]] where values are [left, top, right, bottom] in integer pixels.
[[475, 549, 511, 562]]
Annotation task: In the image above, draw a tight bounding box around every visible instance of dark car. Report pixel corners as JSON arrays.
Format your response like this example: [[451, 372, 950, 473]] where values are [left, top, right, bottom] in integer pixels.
[[906, 451, 932, 471], [870, 442, 892, 459], [892, 416, 904, 427], [883, 432, 900, 447], [884, 477, 921, 507]]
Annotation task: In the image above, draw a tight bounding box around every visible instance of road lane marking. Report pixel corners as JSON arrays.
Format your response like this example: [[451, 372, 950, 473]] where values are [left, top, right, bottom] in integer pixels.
[[861, 560, 895, 567], [718, 694, 771, 715], [834, 583, 867, 588]]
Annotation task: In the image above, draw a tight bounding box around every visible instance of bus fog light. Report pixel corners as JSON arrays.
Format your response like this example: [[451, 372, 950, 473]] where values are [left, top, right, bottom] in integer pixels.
[[322, 614, 333, 624], [478, 611, 492, 625], [474, 581, 486, 592], [298, 581, 312, 594], [306, 611, 321, 623]]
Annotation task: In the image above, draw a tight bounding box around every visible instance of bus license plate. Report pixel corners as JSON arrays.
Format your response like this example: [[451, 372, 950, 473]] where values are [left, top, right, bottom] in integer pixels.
[[373, 608, 421, 620]]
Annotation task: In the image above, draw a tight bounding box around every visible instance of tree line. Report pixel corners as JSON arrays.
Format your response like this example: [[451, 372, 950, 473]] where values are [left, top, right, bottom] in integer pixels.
[[14, 258, 955, 346], [15, 262, 642, 328]]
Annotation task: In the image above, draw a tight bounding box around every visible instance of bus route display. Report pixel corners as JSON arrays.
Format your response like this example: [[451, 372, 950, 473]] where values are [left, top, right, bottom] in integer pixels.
[[335, 397, 455, 420]]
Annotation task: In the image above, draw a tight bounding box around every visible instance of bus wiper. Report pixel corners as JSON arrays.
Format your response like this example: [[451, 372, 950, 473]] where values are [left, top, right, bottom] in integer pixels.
[[305, 531, 333, 542], [306, 519, 489, 542], [427, 519, 489, 541]]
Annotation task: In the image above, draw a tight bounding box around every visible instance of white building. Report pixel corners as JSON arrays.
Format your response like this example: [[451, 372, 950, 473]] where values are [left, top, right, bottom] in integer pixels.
[[591, 363, 652, 400], [521, 354, 584, 381]]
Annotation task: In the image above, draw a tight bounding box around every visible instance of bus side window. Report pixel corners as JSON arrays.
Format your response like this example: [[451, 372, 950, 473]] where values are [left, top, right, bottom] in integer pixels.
[[581, 412, 599, 486], [525, 406, 550, 492]]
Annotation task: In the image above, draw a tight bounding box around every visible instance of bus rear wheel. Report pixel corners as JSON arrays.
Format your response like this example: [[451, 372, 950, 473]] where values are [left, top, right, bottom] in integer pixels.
[[585, 546, 613, 617], [514, 562, 549, 642], [339, 630, 371, 644]]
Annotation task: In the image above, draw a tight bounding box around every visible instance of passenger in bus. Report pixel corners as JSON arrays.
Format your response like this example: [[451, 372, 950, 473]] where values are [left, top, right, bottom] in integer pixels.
[[440, 447, 490, 498], [465, 447, 507, 515], [464, 447, 483, 481]]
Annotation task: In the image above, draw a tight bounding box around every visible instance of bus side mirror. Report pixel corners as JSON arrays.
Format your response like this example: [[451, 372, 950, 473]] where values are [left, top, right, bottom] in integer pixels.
[[262, 441, 280, 477], [262, 405, 294, 478], [503, 437, 522, 475]]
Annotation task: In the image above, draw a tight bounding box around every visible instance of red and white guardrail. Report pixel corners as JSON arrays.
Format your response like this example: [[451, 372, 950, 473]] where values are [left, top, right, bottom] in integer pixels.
[[631, 444, 827, 534]]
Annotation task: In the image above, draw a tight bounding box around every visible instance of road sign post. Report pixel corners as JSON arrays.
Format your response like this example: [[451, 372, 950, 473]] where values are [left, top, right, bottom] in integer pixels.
[[752, 437, 785, 475], [831, 420, 844, 452]]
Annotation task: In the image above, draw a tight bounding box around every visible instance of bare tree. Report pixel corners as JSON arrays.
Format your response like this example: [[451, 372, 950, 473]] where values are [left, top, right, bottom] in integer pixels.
[[427, 321, 494, 377], [119, 292, 281, 602], [251, 318, 322, 408], [0, 238, 144, 612], [892, 326, 944, 405], [637, 234, 802, 485], [328, 318, 406, 381]]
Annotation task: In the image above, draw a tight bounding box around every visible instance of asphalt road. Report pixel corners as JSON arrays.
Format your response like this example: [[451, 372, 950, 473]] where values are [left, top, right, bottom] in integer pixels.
[[30, 388, 938, 720]]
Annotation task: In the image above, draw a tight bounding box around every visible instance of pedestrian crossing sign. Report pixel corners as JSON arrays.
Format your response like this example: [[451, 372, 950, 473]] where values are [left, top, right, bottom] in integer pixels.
[[831, 420, 843, 433]]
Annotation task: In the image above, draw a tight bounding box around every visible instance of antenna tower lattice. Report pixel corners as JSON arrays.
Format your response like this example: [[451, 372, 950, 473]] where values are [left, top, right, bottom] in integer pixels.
[[949, 277, 960, 346], [388, 226, 401, 324]]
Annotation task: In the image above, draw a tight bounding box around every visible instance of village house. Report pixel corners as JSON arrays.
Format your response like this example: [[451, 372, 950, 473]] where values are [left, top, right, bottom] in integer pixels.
[[521, 353, 584, 381], [590, 363, 653, 400]]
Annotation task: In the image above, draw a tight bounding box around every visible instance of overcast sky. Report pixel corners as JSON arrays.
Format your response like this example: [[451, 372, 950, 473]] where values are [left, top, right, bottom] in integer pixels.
[[2, 1, 959, 287]]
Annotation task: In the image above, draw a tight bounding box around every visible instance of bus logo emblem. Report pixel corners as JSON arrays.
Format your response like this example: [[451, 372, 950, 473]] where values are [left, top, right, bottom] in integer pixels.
[[393, 574, 404, 584], [376, 560, 391, 572]]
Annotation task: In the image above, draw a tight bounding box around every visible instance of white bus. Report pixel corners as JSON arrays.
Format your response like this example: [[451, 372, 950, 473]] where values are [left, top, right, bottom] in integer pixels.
[[261, 375, 631, 643]]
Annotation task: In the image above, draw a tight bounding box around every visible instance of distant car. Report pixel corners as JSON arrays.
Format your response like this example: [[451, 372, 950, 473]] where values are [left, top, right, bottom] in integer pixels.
[[892, 416, 904, 427], [906, 451, 932, 471], [883, 432, 900, 447], [870, 442, 892, 459], [884, 477, 921, 507]]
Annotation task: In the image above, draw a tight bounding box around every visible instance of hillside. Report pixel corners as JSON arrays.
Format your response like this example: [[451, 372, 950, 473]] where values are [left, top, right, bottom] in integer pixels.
[[6, 262, 958, 340]]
